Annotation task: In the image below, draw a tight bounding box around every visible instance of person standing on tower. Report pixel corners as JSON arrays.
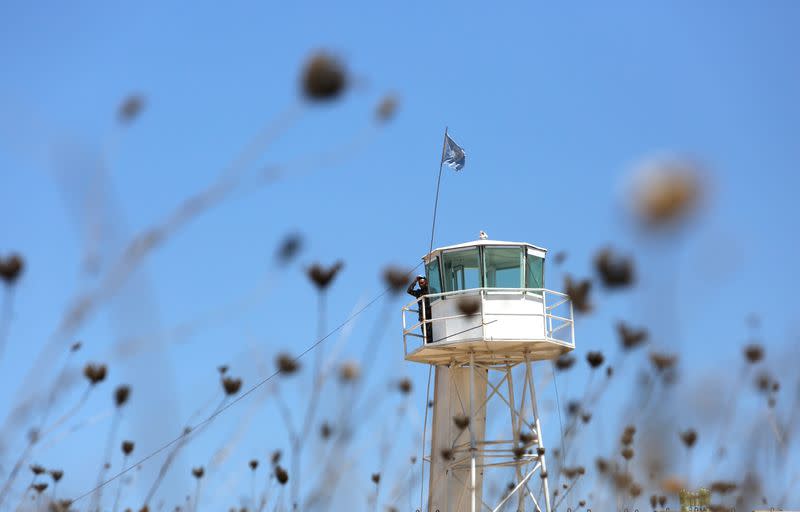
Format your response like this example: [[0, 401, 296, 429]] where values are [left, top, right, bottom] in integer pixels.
[[407, 275, 433, 344]]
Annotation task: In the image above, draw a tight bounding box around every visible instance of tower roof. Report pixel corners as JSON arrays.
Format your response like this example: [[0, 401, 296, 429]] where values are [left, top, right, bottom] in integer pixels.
[[424, 239, 547, 263]]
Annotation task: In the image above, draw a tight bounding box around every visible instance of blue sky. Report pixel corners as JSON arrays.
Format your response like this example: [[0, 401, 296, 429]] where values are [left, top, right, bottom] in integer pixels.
[[1, 2, 799, 510]]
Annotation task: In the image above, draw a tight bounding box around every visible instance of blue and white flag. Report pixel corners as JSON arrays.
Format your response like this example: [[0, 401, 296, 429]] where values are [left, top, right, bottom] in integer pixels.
[[442, 133, 466, 171]]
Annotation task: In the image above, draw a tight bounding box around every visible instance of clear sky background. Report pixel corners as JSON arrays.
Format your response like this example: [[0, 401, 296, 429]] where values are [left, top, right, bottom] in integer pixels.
[[1, 2, 799, 511]]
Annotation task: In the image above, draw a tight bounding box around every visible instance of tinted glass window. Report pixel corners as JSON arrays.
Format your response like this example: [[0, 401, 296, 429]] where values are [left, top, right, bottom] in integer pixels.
[[442, 248, 481, 291], [526, 251, 544, 288], [484, 247, 523, 288], [425, 258, 442, 295]]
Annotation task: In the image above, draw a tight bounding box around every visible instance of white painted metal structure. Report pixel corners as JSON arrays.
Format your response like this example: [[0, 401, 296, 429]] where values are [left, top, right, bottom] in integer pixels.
[[402, 239, 575, 512]]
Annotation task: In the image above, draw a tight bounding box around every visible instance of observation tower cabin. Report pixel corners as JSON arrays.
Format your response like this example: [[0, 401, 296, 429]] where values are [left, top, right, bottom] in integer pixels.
[[402, 238, 575, 366]]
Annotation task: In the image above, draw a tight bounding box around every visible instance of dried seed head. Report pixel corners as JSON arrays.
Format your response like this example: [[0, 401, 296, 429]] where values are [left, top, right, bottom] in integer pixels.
[[555, 354, 575, 371], [0, 253, 25, 285], [122, 440, 135, 455], [276, 233, 303, 265], [217, 365, 228, 375], [397, 378, 412, 395], [452, 415, 470, 430], [371, 473, 380, 484], [192, 467, 204, 479], [606, 365, 614, 378], [271, 450, 282, 465], [595, 458, 609, 474], [276, 353, 300, 375], [566, 400, 581, 416], [338, 361, 360, 382], [382, 266, 411, 293], [650, 495, 658, 508], [32, 482, 48, 494], [320, 422, 332, 439], [301, 52, 347, 101], [553, 251, 567, 265], [274, 465, 289, 484], [222, 377, 242, 396], [536, 447, 545, 456], [49, 469, 63, 482], [52, 499, 74, 512], [755, 371, 772, 393], [649, 352, 678, 372], [83, 363, 108, 385], [30, 464, 45, 475], [564, 276, 592, 313], [744, 343, 764, 364], [617, 322, 648, 351], [586, 351, 604, 369], [628, 157, 704, 229], [579, 500, 586, 507], [621, 447, 634, 460], [710, 481, 737, 494], [629, 483, 642, 497], [114, 385, 131, 407], [612, 471, 633, 490], [512, 446, 526, 460], [563, 467, 581, 479], [680, 428, 697, 448], [456, 296, 481, 316], [594, 248, 635, 288], [249, 459, 258, 471], [375, 94, 398, 122], [70, 341, 82, 352], [118, 94, 145, 123], [307, 261, 344, 291], [519, 431, 536, 445], [580, 413, 592, 424], [439, 448, 454, 461], [658, 495, 667, 507]]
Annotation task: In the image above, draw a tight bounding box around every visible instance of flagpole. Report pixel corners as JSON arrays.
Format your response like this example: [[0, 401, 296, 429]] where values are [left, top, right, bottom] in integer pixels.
[[419, 125, 448, 512], [428, 126, 449, 259]]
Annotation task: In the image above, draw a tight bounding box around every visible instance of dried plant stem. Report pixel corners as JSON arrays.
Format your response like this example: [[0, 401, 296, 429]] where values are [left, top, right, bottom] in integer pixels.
[[111, 454, 129, 512], [2, 387, 89, 507], [3, 386, 93, 508], [713, 364, 749, 458], [91, 409, 122, 511], [192, 477, 201, 512], [291, 291, 328, 506], [11, 474, 35, 512], [0, 442, 34, 508], [252, 471, 257, 511], [41, 385, 93, 438], [553, 474, 583, 510], [0, 286, 14, 361]]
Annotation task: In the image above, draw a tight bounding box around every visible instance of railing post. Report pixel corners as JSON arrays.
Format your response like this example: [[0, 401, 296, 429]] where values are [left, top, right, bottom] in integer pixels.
[[402, 307, 407, 356], [570, 300, 575, 346], [480, 288, 486, 341]]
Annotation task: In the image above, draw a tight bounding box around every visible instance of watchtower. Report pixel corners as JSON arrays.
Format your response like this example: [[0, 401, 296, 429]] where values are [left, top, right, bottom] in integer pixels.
[[402, 238, 575, 512]]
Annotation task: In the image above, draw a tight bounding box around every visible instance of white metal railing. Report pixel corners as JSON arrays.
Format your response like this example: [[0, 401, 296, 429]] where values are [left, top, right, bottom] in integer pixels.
[[401, 287, 575, 357]]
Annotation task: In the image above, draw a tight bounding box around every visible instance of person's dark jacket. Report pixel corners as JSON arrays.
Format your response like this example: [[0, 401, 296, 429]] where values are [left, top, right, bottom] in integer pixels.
[[407, 281, 432, 341]]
